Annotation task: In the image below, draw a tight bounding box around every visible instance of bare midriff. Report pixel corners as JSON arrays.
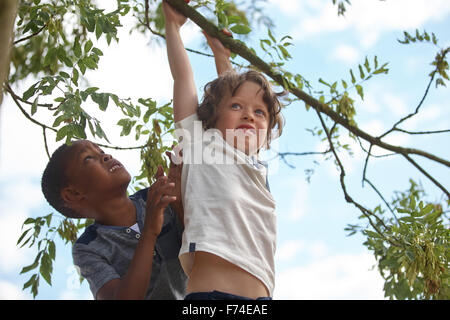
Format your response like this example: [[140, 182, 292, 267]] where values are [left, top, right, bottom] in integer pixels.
[[186, 251, 269, 299]]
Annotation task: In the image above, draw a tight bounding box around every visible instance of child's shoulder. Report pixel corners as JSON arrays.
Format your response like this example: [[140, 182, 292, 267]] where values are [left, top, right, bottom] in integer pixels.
[[74, 223, 98, 246], [129, 188, 149, 203]]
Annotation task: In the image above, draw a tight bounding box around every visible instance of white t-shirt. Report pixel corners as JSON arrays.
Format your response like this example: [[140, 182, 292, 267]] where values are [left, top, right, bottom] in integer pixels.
[[174, 113, 277, 295]]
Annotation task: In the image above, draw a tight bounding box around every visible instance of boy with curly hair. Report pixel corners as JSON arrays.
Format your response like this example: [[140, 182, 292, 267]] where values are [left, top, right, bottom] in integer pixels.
[[164, 1, 284, 300]]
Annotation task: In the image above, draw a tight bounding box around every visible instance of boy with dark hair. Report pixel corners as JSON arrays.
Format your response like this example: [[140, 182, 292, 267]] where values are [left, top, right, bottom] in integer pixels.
[[41, 139, 186, 299]]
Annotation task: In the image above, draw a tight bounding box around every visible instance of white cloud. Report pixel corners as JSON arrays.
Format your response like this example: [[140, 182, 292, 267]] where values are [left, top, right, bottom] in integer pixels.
[[0, 280, 31, 299], [274, 252, 385, 299], [0, 196, 38, 273], [287, 179, 310, 221], [267, 0, 302, 17], [382, 93, 409, 117], [289, 0, 450, 49], [276, 240, 305, 262], [276, 240, 329, 263], [331, 44, 360, 65], [360, 119, 386, 137]]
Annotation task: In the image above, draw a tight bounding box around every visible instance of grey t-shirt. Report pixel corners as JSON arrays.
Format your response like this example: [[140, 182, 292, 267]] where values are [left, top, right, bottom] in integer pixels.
[[72, 188, 187, 299]]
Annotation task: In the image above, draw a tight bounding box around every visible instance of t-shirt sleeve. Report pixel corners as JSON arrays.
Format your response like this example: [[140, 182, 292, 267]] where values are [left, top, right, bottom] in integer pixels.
[[72, 243, 120, 299], [174, 113, 201, 143]]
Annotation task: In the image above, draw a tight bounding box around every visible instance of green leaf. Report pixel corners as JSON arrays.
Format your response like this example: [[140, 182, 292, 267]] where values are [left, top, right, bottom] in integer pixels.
[[117, 118, 135, 136], [74, 38, 82, 58], [84, 39, 93, 53], [230, 24, 251, 35], [355, 84, 364, 100], [23, 274, 38, 290], [23, 83, 38, 101], [83, 56, 97, 69], [48, 241, 56, 260], [31, 97, 38, 115], [422, 203, 434, 215], [365, 230, 382, 239], [350, 69, 356, 84], [95, 19, 102, 40], [358, 64, 365, 79], [43, 47, 57, 67], [278, 45, 291, 60], [227, 15, 242, 25], [20, 257, 40, 274], [92, 47, 103, 56], [91, 92, 109, 111], [17, 229, 31, 246], [56, 125, 71, 142], [268, 28, 276, 43], [72, 68, 79, 86], [364, 56, 371, 73], [39, 253, 52, 285]]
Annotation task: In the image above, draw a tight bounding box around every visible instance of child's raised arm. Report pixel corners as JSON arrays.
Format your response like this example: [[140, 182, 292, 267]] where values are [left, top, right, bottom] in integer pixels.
[[203, 30, 233, 76], [163, 1, 198, 122]]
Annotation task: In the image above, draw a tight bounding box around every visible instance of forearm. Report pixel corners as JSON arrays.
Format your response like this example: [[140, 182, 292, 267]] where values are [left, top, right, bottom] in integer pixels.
[[214, 53, 233, 76], [112, 232, 157, 299], [165, 22, 198, 122]]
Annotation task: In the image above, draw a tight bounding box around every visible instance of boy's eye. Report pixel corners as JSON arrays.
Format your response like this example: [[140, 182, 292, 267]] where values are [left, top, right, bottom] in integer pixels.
[[84, 155, 93, 162], [231, 103, 241, 110]]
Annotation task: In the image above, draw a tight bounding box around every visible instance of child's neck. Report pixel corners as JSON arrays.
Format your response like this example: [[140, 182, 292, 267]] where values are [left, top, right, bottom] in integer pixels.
[[93, 193, 136, 227]]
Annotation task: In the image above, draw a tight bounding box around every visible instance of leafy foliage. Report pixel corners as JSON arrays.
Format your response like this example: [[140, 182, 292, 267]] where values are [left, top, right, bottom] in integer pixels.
[[346, 180, 449, 299]]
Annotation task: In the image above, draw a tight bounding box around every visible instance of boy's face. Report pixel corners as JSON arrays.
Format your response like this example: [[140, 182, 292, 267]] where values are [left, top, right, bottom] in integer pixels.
[[215, 81, 269, 155], [63, 140, 131, 210]]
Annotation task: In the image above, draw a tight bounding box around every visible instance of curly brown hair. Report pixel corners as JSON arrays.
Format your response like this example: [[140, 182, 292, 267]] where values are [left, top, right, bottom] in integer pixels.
[[197, 70, 284, 149]]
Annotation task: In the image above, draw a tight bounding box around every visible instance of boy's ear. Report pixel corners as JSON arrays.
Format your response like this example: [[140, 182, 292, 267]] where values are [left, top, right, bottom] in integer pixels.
[[60, 186, 85, 207]]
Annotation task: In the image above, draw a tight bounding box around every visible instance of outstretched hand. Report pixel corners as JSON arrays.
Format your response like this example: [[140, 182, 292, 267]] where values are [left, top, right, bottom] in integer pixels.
[[203, 30, 231, 60], [163, 0, 187, 29], [203, 30, 233, 76], [145, 165, 176, 239]]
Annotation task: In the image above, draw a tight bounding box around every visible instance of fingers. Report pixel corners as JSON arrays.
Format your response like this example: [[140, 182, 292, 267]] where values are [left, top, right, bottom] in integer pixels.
[[154, 165, 164, 180], [221, 28, 233, 38], [157, 194, 177, 210], [166, 144, 183, 166], [147, 178, 177, 208]]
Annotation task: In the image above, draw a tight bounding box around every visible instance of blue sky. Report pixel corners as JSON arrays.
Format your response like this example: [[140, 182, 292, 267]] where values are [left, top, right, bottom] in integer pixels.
[[1, 0, 449, 299]]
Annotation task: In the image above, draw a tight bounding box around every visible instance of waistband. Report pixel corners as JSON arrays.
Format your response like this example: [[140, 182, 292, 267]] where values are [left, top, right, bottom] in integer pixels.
[[184, 290, 272, 300]]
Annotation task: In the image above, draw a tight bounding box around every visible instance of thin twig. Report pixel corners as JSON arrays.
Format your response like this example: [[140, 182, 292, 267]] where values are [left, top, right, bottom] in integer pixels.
[[393, 128, 450, 135], [402, 154, 450, 198], [364, 178, 398, 221], [95, 142, 146, 151], [379, 71, 435, 139], [43, 127, 51, 159], [315, 109, 401, 247], [278, 150, 331, 168], [13, 23, 48, 45], [5, 84, 56, 132]]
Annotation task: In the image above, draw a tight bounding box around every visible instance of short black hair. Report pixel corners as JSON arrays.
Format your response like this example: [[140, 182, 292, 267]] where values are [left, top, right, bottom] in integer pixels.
[[41, 143, 81, 219]]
